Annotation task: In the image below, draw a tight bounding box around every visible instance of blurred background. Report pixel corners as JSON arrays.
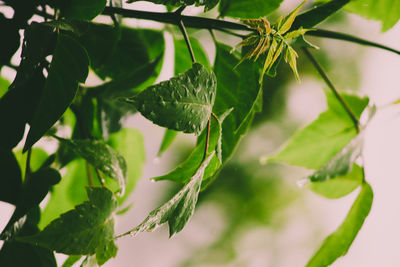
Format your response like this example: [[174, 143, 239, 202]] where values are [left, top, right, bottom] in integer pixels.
[[1, 1, 400, 266]]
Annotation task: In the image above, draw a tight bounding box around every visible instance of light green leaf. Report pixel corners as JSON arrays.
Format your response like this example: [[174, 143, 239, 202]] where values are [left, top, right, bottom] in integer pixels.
[[346, 0, 400, 31], [62, 255, 82, 267], [126, 0, 219, 11], [268, 93, 368, 170], [262, 39, 284, 82], [14, 148, 48, 180], [308, 133, 363, 182], [284, 45, 300, 82], [108, 128, 145, 205], [24, 34, 89, 152], [19, 187, 117, 260], [158, 129, 178, 157], [277, 0, 306, 35], [125, 63, 216, 134], [130, 153, 214, 237], [0, 76, 9, 98], [219, 0, 283, 19], [60, 139, 127, 195], [62, 0, 107, 21], [308, 164, 363, 199], [306, 182, 373, 266], [284, 27, 313, 40], [293, 0, 351, 29]]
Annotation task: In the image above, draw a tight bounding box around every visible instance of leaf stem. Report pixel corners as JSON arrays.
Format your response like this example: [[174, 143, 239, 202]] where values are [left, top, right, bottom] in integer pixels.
[[24, 148, 32, 182], [302, 47, 359, 132], [178, 20, 196, 63], [95, 168, 106, 186], [203, 117, 212, 161], [307, 29, 400, 56], [86, 162, 94, 186]]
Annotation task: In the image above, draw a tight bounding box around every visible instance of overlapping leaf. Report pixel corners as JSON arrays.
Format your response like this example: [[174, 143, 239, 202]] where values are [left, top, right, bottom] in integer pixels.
[[0, 148, 22, 205], [24, 34, 89, 151], [306, 182, 373, 266], [59, 138, 127, 195], [19, 187, 118, 262], [60, 0, 107, 21], [127, 153, 214, 237], [125, 63, 216, 134]]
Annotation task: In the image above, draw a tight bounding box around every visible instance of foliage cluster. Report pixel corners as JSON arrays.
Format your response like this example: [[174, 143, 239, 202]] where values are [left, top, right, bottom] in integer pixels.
[[0, 0, 399, 266]]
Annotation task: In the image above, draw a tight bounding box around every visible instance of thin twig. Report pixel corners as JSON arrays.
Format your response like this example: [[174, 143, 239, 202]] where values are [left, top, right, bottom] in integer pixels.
[[24, 149, 32, 182], [95, 168, 106, 186], [302, 47, 359, 132], [307, 29, 400, 56], [208, 29, 217, 44], [178, 20, 196, 63]]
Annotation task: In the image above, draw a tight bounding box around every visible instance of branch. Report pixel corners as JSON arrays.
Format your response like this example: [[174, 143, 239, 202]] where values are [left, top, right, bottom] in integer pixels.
[[102, 6, 251, 32], [302, 47, 360, 132], [307, 29, 400, 56], [178, 20, 196, 63]]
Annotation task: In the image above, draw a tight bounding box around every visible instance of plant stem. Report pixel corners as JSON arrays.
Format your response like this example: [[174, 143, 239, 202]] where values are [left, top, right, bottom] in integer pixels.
[[102, 6, 251, 31], [307, 29, 400, 56], [178, 20, 196, 63], [203, 117, 212, 161], [86, 162, 94, 186], [95, 168, 105, 186], [302, 47, 359, 132]]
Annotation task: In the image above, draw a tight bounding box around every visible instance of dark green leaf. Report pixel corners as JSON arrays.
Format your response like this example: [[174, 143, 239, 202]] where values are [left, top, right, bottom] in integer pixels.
[[19, 187, 118, 258], [309, 164, 363, 199], [0, 14, 20, 68], [306, 182, 373, 266], [60, 139, 127, 195], [0, 148, 22, 204], [130, 153, 214, 237], [0, 208, 57, 267], [126, 63, 216, 134], [108, 128, 145, 205], [174, 37, 210, 75], [268, 93, 368, 170], [24, 34, 89, 151], [293, 0, 351, 30], [219, 0, 283, 18], [126, 0, 219, 11], [1, 168, 61, 240], [14, 148, 49, 179], [346, 0, 400, 31], [61, 0, 107, 21], [158, 129, 178, 157]]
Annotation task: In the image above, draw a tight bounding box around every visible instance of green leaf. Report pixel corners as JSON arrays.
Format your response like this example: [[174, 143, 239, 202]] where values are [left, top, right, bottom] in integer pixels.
[[19, 187, 118, 259], [309, 164, 363, 199], [14, 148, 49, 179], [39, 159, 89, 229], [130, 153, 214, 237], [108, 128, 145, 205], [62, 255, 82, 267], [158, 129, 178, 157], [126, 63, 216, 134], [126, 0, 219, 11], [308, 133, 363, 182], [293, 0, 351, 30], [0, 208, 57, 267], [24, 34, 89, 152], [174, 37, 210, 75], [268, 93, 368, 170], [79, 24, 164, 80], [219, 0, 283, 18], [277, 0, 306, 35], [0, 76, 10, 98], [346, 0, 400, 31], [0, 14, 20, 68], [306, 182, 373, 266], [262, 39, 284, 81], [60, 139, 127, 195], [0, 148, 21, 205], [284, 45, 300, 82], [61, 0, 107, 21]]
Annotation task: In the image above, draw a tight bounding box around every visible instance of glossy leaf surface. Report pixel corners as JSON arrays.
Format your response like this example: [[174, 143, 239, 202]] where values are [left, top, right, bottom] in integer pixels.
[[126, 63, 216, 134]]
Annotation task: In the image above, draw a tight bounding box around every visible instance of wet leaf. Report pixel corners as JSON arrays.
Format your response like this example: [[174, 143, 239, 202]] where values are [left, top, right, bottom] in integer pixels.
[[19, 187, 118, 259], [306, 182, 373, 266], [24, 34, 89, 151], [125, 63, 216, 134], [129, 153, 214, 237]]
